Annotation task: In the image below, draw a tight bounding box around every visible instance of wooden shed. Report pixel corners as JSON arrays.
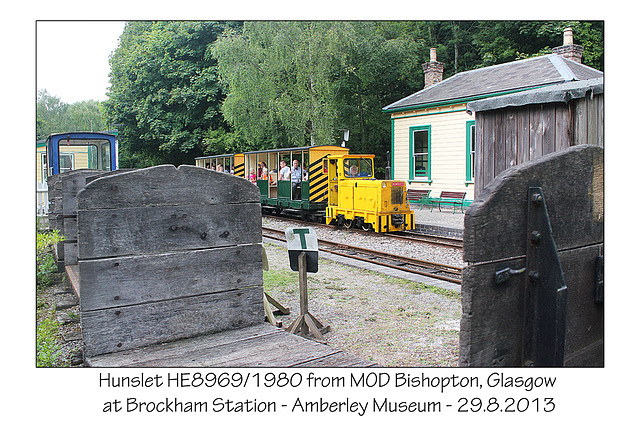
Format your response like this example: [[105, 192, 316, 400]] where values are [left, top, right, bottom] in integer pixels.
[[466, 77, 603, 198]]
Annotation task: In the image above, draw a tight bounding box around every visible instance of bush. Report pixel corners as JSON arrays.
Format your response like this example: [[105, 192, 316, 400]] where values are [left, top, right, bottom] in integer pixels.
[[36, 229, 62, 288]]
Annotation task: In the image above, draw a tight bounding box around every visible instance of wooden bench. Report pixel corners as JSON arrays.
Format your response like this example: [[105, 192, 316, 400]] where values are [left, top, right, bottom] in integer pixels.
[[72, 165, 373, 367], [406, 189, 432, 210], [436, 191, 466, 213]]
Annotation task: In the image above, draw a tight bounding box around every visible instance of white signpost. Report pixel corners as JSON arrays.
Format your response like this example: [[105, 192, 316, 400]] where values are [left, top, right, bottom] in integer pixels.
[[285, 227, 318, 273], [283, 227, 328, 341]]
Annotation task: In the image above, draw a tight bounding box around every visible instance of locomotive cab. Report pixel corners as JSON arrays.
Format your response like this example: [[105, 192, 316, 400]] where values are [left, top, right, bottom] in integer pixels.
[[325, 154, 414, 232]]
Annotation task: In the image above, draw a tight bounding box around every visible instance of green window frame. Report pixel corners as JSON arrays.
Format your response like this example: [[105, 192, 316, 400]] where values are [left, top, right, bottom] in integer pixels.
[[409, 125, 431, 181], [466, 120, 476, 183]]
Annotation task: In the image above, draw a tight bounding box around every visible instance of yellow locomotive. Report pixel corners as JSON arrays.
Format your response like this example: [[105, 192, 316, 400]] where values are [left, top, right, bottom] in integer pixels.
[[325, 154, 414, 232]]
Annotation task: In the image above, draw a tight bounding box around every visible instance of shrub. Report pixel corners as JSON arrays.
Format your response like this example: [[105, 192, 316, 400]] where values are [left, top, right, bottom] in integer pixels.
[[36, 229, 62, 288]]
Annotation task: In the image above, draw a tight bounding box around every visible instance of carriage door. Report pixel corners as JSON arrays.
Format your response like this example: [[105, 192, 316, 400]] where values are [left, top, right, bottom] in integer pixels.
[[327, 157, 339, 207]]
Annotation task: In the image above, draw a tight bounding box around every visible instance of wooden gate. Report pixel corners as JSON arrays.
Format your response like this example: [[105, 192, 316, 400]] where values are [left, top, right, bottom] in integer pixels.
[[460, 145, 603, 367]]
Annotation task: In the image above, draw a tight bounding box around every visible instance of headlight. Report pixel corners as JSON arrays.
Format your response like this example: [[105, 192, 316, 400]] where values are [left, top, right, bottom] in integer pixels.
[[381, 182, 387, 188]]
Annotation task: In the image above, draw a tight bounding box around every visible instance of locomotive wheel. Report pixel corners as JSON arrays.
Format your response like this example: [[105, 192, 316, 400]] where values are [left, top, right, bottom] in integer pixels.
[[362, 223, 373, 231], [345, 219, 353, 228]]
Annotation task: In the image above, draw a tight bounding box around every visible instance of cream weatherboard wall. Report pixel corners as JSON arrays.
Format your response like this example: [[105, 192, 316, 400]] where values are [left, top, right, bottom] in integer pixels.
[[391, 103, 475, 202]]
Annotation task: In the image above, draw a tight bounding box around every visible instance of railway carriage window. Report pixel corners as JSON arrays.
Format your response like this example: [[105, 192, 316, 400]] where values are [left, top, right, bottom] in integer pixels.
[[101, 143, 111, 170], [59, 153, 74, 173]]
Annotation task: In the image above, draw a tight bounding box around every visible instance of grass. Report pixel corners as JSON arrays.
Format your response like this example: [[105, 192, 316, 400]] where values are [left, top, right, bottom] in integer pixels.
[[36, 223, 65, 367], [36, 307, 62, 367]]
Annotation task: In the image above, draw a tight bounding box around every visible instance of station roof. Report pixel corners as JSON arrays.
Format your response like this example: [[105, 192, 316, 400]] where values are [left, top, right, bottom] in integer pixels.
[[466, 77, 603, 113], [383, 54, 603, 112]]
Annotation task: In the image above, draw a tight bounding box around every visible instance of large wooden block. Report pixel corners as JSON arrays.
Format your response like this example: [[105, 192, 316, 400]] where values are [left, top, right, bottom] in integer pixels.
[[77, 203, 261, 259], [460, 145, 604, 367], [77, 164, 259, 210], [464, 145, 603, 264], [76, 165, 264, 358]]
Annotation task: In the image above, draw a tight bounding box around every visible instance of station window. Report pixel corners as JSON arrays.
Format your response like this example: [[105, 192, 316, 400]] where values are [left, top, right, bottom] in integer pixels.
[[41, 153, 48, 182], [410, 125, 431, 180], [466, 121, 476, 182]]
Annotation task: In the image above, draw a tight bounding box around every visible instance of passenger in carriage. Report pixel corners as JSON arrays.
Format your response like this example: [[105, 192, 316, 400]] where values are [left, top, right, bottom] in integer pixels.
[[258, 162, 268, 180], [291, 159, 305, 200], [279, 160, 291, 180]]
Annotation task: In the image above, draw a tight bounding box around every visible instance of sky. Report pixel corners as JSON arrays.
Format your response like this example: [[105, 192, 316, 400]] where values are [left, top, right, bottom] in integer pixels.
[[36, 21, 126, 104]]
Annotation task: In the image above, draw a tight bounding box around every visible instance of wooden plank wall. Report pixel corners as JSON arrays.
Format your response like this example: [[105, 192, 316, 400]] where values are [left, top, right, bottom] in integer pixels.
[[76, 165, 265, 358], [474, 93, 603, 198], [48, 170, 133, 269], [461, 145, 604, 366]]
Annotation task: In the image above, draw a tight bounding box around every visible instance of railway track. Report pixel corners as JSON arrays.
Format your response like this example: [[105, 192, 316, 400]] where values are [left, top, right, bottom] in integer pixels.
[[263, 211, 464, 249], [394, 231, 463, 249], [262, 226, 462, 285]]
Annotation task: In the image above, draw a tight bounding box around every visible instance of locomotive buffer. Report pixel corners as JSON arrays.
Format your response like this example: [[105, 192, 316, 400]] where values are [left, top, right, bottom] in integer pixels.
[[284, 227, 330, 342]]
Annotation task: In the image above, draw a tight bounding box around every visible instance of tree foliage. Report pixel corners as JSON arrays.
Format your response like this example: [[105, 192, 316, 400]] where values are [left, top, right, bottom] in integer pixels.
[[36, 90, 106, 140], [104, 21, 238, 167], [103, 20, 603, 168], [213, 21, 423, 161]]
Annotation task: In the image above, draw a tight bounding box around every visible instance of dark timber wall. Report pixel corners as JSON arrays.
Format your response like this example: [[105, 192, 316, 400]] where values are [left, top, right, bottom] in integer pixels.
[[76, 165, 264, 358], [472, 86, 603, 198]]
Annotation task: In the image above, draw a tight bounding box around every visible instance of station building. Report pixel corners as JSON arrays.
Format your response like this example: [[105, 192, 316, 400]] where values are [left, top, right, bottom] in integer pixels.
[[383, 28, 603, 206]]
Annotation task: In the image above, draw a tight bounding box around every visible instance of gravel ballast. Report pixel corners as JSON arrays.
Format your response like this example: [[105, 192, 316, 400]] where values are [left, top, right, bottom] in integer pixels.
[[261, 217, 463, 367]]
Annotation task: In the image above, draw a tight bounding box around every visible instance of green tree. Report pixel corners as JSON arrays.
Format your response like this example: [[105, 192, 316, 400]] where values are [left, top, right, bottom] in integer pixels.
[[105, 21, 236, 167], [331, 22, 422, 160], [36, 90, 68, 140], [66, 100, 105, 132], [213, 21, 423, 163], [213, 21, 345, 149], [36, 90, 106, 140]]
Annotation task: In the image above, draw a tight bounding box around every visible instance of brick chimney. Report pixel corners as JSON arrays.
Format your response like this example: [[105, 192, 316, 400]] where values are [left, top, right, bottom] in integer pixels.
[[422, 47, 444, 88], [552, 27, 584, 63]]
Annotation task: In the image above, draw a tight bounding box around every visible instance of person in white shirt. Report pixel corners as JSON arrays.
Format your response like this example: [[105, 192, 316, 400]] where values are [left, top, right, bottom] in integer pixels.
[[279, 160, 291, 181]]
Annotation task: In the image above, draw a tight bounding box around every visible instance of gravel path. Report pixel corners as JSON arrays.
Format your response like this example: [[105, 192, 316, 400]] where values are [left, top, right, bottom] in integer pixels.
[[261, 217, 463, 367]]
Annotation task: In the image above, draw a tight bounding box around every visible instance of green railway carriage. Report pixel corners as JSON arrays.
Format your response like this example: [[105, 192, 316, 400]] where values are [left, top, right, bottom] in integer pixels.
[[246, 145, 350, 221]]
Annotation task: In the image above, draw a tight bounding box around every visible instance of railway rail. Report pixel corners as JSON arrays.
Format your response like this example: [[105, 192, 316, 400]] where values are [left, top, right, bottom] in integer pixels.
[[394, 231, 463, 249], [262, 226, 462, 285], [263, 211, 464, 249]]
